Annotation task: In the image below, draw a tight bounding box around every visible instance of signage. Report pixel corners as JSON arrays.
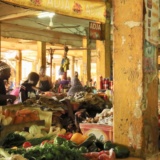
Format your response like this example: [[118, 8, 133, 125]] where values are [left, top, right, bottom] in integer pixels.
[[144, 0, 159, 46], [89, 22, 103, 40], [2, 0, 107, 23]]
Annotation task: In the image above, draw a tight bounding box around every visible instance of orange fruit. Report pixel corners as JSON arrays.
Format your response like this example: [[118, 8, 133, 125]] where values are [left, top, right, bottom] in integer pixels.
[[70, 133, 88, 144]]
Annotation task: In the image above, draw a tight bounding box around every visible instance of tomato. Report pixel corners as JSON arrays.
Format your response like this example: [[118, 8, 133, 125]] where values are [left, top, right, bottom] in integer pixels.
[[58, 132, 73, 140], [65, 132, 73, 140], [41, 140, 50, 146], [41, 140, 54, 146], [22, 141, 32, 148]]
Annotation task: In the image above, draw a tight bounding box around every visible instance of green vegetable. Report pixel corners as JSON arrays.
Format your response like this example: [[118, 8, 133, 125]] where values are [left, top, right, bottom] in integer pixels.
[[54, 136, 67, 145], [88, 142, 98, 152], [29, 125, 41, 136], [28, 135, 54, 146], [1, 132, 26, 148], [95, 139, 104, 150], [10, 143, 86, 160], [103, 141, 115, 150], [79, 146, 88, 153], [114, 145, 130, 158], [62, 140, 77, 148], [78, 134, 96, 148]]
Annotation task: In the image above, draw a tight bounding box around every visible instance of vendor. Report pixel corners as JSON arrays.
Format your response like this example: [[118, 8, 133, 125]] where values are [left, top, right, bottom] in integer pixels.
[[19, 72, 39, 103], [67, 72, 84, 96], [38, 66, 53, 92], [0, 61, 16, 105]]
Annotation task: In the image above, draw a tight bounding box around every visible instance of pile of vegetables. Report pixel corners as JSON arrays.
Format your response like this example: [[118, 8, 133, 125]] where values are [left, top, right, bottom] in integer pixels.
[[0, 125, 130, 160], [0, 124, 66, 148], [1, 108, 40, 126]]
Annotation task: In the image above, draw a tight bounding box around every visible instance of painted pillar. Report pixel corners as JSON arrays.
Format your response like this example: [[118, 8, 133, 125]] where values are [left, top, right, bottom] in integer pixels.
[[52, 63, 56, 82], [113, 0, 159, 158], [82, 38, 91, 85], [32, 57, 37, 72], [71, 56, 75, 78], [16, 50, 22, 86], [37, 41, 46, 69], [96, 2, 112, 89]]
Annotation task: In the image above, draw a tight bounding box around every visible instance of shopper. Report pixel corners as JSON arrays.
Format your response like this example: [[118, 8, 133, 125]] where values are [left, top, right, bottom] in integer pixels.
[[38, 66, 53, 92], [67, 72, 84, 96], [19, 72, 39, 102], [0, 61, 16, 105]]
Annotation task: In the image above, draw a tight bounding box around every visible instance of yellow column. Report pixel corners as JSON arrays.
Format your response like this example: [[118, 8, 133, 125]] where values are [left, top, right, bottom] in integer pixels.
[[82, 38, 91, 85], [52, 63, 56, 82], [37, 41, 46, 69], [96, 2, 112, 89], [16, 50, 22, 86], [113, 0, 159, 158], [71, 56, 75, 78]]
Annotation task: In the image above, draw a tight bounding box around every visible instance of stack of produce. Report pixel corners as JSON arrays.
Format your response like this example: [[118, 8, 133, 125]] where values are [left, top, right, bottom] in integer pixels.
[[1, 108, 40, 126], [0, 129, 130, 160]]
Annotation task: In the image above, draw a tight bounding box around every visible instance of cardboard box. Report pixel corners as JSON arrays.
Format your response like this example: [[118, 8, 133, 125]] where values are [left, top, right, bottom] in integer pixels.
[[80, 123, 113, 142]]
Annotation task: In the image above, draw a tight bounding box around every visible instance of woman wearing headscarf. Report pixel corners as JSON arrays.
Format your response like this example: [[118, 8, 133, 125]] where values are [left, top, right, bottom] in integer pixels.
[[0, 61, 16, 105], [67, 72, 84, 96]]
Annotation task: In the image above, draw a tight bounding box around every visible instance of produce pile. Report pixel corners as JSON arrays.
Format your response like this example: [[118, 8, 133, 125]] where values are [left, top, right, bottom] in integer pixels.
[[82, 108, 113, 126], [0, 126, 130, 160], [1, 108, 40, 126]]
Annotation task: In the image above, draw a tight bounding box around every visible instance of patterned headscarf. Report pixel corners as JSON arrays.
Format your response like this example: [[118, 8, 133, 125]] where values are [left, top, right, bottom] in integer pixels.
[[0, 61, 10, 72]]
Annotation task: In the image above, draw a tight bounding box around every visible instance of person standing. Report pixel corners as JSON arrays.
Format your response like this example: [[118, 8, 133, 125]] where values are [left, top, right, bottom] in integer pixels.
[[38, 66, 53, 92], [67, 71, 84, 96], [19, 72, 39, 102], [0, 61, 16, 105]]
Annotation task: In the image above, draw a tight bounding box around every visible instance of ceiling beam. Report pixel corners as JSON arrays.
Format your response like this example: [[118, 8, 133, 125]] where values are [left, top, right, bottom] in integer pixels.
[[0, 10, 41, 21], [1, 23, 96, 48], [1, 22, 86, 47], [1, 40, 37, 51]]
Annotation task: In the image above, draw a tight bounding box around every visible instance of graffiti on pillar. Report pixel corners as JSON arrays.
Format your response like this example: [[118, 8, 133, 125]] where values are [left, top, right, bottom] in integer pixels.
[[144, 40, 156, 73], [145, 0, 159, 45]]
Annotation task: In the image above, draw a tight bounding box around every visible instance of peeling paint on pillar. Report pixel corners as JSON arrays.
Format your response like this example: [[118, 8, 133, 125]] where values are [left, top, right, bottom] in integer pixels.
[[124, 21, 143, 28], [113, 0, 159, 158]]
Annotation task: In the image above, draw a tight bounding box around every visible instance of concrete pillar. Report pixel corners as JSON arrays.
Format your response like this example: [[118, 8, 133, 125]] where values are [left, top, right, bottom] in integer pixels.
[[16, 50, 22, 86], [113, 0, 159, 158], [37, 41, 46, 69], [82, 38, 91, 85], [96, 2, 112, 89], [52, 63, 56, 82], [71, 56, 75, 78]]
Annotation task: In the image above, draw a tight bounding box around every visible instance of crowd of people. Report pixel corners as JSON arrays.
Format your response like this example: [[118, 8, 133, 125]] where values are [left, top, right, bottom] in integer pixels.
[[0, 60, 85, 106]]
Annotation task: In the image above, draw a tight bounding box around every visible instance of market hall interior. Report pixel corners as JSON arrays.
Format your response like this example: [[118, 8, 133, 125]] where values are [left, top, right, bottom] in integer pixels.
[[0, 0, 160, 159]]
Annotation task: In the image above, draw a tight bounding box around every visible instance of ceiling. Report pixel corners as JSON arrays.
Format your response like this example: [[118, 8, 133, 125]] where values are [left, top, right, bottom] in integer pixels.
[[0, 1, 97, 62]]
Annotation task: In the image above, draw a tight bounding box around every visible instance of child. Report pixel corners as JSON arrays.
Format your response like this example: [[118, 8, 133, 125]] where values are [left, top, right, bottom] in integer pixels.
[[19, 72, 39, 103]]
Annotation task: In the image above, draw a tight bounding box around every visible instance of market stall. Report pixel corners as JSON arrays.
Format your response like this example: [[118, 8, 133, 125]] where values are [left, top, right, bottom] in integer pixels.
[[0, 87, 131, 159]]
